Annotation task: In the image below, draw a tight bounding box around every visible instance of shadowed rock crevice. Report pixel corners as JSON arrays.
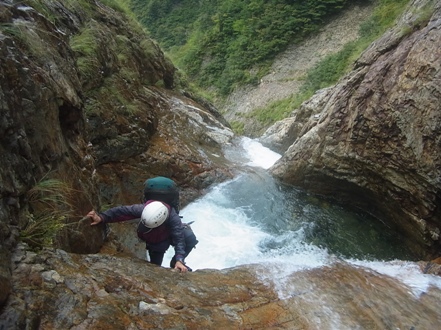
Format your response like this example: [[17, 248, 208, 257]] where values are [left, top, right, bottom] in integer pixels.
[[58, 102, 83, 136]]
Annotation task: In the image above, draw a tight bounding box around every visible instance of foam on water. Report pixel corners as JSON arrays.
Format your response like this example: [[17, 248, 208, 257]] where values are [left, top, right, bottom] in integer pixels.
[[179, 191, 270, 269], [348, 259, 441, 297], [240, 137, 281, 169], [166, 137, 441, 298], [178, 192, 330, 271]]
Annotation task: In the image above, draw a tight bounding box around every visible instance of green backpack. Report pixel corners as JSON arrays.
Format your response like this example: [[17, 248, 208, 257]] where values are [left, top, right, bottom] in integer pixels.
[[143, 176, 180, 213]]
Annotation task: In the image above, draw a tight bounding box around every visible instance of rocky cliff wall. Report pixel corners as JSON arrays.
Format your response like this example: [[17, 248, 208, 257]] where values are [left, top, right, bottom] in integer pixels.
[[268, 0, 441, 258], [0, 0, 233, 307]]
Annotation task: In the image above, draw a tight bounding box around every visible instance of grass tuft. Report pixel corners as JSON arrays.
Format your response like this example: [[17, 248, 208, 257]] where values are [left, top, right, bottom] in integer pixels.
[[21, 177, 75, 249]]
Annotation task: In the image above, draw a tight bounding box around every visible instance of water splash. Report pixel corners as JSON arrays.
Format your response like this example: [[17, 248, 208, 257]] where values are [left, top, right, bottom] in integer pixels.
[[166, 137, 441, 299], [240, 136, 281, 169], [349, 259, 441, 298]]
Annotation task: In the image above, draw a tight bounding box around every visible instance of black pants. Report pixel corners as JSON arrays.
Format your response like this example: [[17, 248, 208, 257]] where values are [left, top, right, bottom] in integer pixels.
[[148, 249, 167, 266], [147, 228, 198, 267]]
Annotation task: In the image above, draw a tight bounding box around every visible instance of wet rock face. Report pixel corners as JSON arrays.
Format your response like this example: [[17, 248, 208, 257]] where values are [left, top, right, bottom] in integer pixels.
[[0, 1, 98, 302], [0, 0, 233, 306], [92, 88, 235, 209], [270, 0, 441, 258], [2, 243, 441, 329]]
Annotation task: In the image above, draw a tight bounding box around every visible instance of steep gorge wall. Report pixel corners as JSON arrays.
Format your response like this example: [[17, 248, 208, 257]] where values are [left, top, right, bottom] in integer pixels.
[[269, 0, 441, 258], [0, 0, 233, 306]]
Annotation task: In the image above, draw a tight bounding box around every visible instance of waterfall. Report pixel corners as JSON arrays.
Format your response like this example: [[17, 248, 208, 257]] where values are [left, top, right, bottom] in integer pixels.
[[167, 137, 441, 297]]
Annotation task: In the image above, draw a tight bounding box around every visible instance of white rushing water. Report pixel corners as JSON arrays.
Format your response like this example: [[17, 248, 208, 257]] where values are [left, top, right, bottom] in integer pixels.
[[166, 137, 441, 297]]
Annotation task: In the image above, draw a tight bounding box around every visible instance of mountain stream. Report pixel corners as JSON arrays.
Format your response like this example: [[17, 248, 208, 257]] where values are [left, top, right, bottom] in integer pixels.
[[166, 137, 441, 299]]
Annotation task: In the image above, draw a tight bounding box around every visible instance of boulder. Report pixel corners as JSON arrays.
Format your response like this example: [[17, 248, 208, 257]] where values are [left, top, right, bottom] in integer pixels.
[[271, 0, 441, 258]]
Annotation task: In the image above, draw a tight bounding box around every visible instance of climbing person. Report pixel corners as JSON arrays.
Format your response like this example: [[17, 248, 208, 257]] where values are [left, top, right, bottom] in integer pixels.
[[86, 176, 198, 272]]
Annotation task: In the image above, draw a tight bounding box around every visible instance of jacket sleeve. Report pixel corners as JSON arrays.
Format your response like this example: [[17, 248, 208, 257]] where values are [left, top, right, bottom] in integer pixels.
[[168, 208, 186, 261], [99, 204, 144, 223]]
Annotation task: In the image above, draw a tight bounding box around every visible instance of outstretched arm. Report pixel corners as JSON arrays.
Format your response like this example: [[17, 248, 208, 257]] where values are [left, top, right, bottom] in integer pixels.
[[85, 204, 144, 225]]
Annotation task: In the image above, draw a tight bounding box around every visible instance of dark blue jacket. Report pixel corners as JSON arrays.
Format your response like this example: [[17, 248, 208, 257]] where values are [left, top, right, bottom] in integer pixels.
[[99, 203, 185, 260]]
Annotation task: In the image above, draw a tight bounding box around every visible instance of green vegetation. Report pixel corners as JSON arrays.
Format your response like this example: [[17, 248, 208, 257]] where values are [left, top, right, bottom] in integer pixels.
[[129, 0, 415, 131], [69, 23, 101, 83], [251, 90, 315, 128], [230, 120, 245, 136], [21, 178, 75, 249], [248, 0, 412, 127], [0, 23, 25, 42], [66, 0, 170, 117], [131, 0, 354, 96], [0, 21, 52, 59], [83, 82, 139, 116], [28, 0, 134, 20], [100, 0, 134, 16], [399, 0, 436, 37]]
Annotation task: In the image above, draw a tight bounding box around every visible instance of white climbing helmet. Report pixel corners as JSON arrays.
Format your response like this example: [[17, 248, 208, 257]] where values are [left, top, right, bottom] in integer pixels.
[[141, 201, 169, 228]]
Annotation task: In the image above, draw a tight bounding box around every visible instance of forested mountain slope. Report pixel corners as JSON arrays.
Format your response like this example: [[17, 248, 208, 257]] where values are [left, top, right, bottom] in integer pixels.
[[132, 0, 355, 95], [131, 0, 410, 136]]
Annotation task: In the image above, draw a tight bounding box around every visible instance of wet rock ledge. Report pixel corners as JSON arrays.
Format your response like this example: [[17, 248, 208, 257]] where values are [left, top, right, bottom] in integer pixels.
[[1, 243, 441, 329]]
